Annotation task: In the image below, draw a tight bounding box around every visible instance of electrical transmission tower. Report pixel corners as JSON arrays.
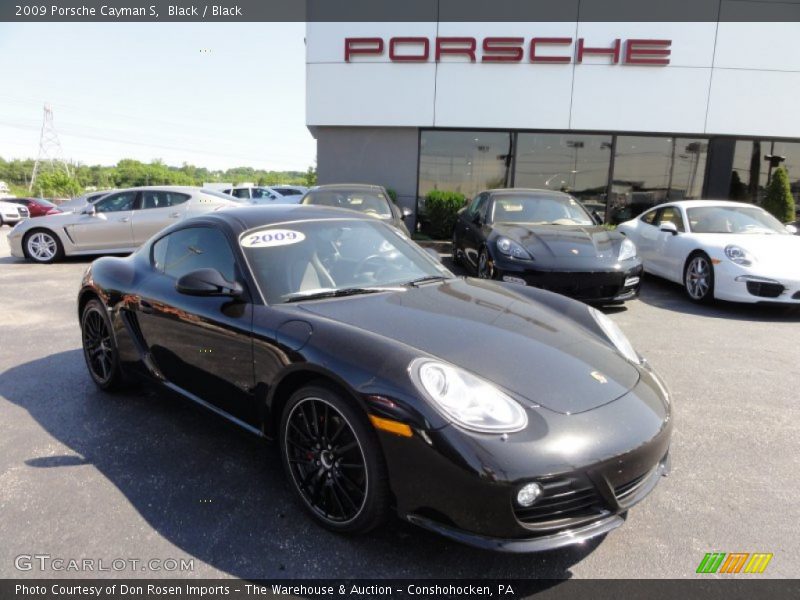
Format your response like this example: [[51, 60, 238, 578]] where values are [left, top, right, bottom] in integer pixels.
[[29, 103, 71, 192]]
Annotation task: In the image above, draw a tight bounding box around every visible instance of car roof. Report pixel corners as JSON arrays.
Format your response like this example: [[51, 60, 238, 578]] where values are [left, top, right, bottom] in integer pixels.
[[485, 188, 571, 197], [207, 204, 380, 233], [310, 184, 385, 192], [657, 200, 760, 209]]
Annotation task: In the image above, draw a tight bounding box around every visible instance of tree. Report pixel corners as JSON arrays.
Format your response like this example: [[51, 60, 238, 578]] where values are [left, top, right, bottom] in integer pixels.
[[763, 166, 796, 223], [32, 171, 82, 197], [304, 165, 317, 187]]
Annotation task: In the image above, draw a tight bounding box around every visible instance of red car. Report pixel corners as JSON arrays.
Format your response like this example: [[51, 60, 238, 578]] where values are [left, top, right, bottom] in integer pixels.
[[8, 197, 61, 217]]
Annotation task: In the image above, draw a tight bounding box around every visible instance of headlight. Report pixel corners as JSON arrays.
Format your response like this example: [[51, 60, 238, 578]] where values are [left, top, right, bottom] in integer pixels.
[[588, 307, 641, 364], [496, 236, 532, 259], [725, 245, 754, 266], [409, 359, 528, 433], [618, 238, 637, 261]]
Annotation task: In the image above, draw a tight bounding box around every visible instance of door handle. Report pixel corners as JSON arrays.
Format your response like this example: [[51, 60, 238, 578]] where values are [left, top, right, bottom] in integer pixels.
[[169, 212, 180, 218], [119, 216, 130, 222], [140, 300, 154, 314]]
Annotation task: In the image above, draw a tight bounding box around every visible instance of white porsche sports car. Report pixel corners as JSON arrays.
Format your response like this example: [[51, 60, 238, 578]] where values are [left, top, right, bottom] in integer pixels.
[[618, 200, 799, 304]]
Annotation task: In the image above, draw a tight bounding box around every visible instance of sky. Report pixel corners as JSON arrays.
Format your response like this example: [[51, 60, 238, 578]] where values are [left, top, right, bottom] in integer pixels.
[[0, 23, 316, 172]]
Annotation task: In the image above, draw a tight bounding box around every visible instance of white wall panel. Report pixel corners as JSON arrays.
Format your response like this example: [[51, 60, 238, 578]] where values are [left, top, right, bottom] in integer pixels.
[[576, 22, 717, 68], [715, 22, 800, 72], [706, 68, 800, 136], [571, 65, 711, 133], [306, 22, 438, 64], [306, 63, 436, 126], [434, 63, 573, 129]]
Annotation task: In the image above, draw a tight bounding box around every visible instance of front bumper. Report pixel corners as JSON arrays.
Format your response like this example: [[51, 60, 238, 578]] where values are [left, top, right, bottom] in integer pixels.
[[492, 256, 643, 303], [713, 262, 800, 304], [376, 368, 672, 551], [7, 230, 25, 258]]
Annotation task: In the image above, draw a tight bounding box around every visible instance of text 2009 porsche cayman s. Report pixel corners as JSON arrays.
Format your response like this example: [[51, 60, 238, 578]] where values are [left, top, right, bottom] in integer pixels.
[[78, 205, 672, 552]]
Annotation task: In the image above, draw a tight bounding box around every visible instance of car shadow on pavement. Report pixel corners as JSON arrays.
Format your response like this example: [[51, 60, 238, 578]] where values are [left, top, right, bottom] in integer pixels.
[[636, 273, 800, 322], [0, 350, 601, 583]]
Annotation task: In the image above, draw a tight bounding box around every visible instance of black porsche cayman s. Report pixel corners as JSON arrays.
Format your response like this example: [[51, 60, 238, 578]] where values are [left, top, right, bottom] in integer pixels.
[[453, 188, 643, 304], [78, 204, 671, 552]]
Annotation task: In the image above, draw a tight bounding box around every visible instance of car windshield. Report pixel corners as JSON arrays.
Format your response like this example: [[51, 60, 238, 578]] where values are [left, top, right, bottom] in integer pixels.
[[491, 193, 594, 226], [251, 187, 276, 199], [302, 189, 392, 218], [240, 219, 451, 304], [687, 206, 788, 235]]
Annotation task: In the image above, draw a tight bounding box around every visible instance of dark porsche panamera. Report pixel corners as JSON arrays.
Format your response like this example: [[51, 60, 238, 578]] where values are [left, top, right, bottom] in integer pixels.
[[453, 189, 644, 304], [78, 204, 671, 552]]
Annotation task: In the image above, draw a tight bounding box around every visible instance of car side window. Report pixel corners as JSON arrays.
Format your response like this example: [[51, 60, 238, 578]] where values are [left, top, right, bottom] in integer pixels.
[[157, 227, 237, 282], [141, 191, 190, 210], [478, 196, 492, 223], [232, 188, 250, 199], [465, 194, 483, 217], [640, 209, 658, 225], [655, 206, 686, 232], [95, 192, 137, 213]]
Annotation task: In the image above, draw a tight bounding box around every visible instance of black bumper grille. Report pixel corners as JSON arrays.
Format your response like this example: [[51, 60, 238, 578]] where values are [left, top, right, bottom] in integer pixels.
[[514, 469, 654, 526], [519, 269, 642, 301], [746, 281, 784, 298]]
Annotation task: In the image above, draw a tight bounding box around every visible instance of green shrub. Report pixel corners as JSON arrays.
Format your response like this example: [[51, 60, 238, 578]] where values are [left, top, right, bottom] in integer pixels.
[[385, 188, 398, 203], [424, 189, 466, 239], [763, 166, 796, 223]]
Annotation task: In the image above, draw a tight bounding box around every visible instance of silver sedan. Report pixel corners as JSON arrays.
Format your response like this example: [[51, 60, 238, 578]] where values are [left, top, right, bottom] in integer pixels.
[[7, 186, 238, 263]]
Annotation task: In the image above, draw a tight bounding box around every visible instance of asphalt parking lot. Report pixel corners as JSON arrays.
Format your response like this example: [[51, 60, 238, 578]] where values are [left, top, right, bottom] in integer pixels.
[[0, 231, 798, 580]]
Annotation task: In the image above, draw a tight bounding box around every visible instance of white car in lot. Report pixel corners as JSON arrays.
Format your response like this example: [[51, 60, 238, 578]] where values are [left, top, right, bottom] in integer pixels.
[[618, 200, 800, 304], [7, 186, 238, 263], [221, 185, 299, 204], [0, 200, 29, 227]]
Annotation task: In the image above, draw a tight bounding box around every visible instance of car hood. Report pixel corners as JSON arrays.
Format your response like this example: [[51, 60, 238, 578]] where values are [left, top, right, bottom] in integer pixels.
[[299, 278, 640, 415], [493, 223, 618, 259]]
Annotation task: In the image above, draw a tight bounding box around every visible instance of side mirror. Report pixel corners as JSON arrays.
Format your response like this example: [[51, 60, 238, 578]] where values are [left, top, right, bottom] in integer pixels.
[[401, 207, 413, 219], [423, 247, 441, 263], [786, 224, 798, 234], [176, 268, 243, 297], [82, 204, 96, 216], [660, 222, 679, 235], [592, 210, 605, 225]]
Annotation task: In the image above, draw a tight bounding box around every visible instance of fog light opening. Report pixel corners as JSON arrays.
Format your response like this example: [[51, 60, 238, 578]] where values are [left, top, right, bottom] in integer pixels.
[[516, 482, 543, 507], [624, 276, 640, 287]]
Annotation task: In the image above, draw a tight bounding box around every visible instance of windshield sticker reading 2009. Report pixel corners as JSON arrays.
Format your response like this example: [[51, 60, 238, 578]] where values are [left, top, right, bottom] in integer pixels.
[[242, 229, 305, 248]]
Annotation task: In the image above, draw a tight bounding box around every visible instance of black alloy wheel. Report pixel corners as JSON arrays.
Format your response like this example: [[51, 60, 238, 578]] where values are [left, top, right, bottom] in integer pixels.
[[280, 385, 389, 533], [478, 247, 494, 279], [81, 299, 123, 390]]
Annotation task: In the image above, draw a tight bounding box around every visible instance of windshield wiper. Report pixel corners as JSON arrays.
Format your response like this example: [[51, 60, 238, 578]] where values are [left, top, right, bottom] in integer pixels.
[[283, 286, 401, 303], [405, 275, 450, 287]]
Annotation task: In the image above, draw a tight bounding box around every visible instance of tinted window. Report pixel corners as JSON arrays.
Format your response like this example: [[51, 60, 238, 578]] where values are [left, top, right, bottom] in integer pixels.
[[95, 192, 137, 213], [655, 206, 685, 232], [157, 227, 237, 281], [490, 193, 593, 225], [276, 188, 301, 195], [640, 210, 657, 225], [232, 188, 251, 199], [302, 189, 391, 218], [141, 191, 190, 210]]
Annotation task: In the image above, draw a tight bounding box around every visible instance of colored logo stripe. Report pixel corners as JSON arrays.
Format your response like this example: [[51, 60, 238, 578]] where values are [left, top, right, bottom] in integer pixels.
[[696, 552, 773, 574]]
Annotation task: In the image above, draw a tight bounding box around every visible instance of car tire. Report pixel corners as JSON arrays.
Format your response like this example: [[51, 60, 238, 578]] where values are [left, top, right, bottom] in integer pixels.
[[80, 299, 125, 391], [477, 247, 494, 279], [23, 229, 64, 264], [684, 252, 715, 303], [451, 230, 462, 267], [280, 383, 390, 535]]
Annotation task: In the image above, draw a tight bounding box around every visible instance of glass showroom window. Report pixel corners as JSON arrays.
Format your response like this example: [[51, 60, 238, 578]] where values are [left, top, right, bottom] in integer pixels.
[[608, 136, 707, 224], [731, 140, 800, 206], [515, 133, 612, 216], [418, 131, 513, 200]]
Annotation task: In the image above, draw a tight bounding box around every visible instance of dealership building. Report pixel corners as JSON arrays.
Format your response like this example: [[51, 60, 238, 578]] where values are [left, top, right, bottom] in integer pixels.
[[305, 14, 800, 226]]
